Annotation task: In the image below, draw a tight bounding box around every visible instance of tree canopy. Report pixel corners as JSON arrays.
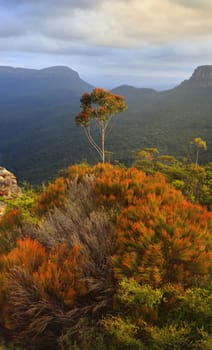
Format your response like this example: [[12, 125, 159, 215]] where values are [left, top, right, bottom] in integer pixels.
[[75, 88, 127, 162]]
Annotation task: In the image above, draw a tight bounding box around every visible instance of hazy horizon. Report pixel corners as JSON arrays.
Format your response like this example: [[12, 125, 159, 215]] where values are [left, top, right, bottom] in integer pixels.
[[0, 63, 192, 90]]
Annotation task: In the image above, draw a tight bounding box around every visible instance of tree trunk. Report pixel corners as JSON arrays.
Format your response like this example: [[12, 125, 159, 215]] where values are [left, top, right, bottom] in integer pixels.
[[196, 150, 199, 167], [101, 120, 105, 163]]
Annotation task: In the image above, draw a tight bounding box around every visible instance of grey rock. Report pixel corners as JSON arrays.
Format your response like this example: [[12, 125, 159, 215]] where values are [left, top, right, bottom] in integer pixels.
[[190, 65, 212, 87]]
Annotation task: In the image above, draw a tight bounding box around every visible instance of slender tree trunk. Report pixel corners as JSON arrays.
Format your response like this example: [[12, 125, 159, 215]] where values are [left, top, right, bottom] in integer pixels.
[[196, 150, 199, 167], [83, 120, 107, 163], [101, 120, 105, 163]]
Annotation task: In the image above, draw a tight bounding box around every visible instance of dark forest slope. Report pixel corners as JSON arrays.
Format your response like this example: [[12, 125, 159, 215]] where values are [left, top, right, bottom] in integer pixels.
[[0, 65, 211, 183]]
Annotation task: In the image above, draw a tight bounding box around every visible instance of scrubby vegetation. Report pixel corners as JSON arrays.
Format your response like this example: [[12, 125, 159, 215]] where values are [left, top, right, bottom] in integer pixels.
[[0, 163, 211, 349], [133, 147, 212, 210]]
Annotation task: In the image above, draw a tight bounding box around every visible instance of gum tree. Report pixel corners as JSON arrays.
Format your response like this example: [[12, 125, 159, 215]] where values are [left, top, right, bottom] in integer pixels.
[[75, 88, 127, 163], [193, 137, 207, 166]]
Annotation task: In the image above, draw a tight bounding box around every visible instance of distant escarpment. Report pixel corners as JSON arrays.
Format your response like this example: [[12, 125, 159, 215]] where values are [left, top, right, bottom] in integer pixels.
[[183, 65, 212, 87]]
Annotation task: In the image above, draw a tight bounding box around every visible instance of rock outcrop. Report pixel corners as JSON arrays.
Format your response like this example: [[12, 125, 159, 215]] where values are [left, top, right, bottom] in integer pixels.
[[0, 167, 21, 217], [189, 65, 212, 87], [0, 167, 21, 198]]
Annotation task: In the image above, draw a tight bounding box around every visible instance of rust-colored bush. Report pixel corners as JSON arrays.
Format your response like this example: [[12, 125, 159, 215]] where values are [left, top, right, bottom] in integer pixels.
[[34, 177, 66, 215], [112, 191, 212, 287], [33, 244, 87, 306], [0, 208, 23, 253], [2, 237, 47, 272], [0, 208, 23, 232], [67, 163, 93, 181]]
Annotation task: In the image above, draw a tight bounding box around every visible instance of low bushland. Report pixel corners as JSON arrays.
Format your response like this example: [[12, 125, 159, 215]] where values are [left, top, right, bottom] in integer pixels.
[[0, 164, 211, 349]]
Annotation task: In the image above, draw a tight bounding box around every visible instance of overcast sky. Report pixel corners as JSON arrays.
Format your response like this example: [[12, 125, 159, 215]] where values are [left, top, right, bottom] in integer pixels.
[[0, 0, 212, 89]]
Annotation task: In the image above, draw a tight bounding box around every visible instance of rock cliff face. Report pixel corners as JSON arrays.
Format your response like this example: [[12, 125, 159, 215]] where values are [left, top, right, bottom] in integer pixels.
[[189, 65, 212, 87], [0, 167, 20, 198], [0, 167, 21, 217]]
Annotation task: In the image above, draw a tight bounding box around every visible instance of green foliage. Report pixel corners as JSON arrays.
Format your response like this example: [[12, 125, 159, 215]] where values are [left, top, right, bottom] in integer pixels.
[[146, 323, 191, 349], [117, 278, 163, 309], [60, 319, 110, 350], [103, 316, 143, 349], [193, 330, 212, 350], [0, 183, 38, 254], [2, 183, 37, 223], [172, 288, 212, 331], [0, 344, 24, 350], [103, 279, 212, 350], [191, 137, 207, 166], [133, 148, 212, 209]]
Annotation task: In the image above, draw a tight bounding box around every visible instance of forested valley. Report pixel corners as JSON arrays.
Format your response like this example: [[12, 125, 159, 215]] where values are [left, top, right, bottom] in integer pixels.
[[0, 65, 211, 184]]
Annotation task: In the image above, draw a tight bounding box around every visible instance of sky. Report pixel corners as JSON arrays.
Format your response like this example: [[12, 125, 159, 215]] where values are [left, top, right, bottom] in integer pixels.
[[0, 0, 212, 90]]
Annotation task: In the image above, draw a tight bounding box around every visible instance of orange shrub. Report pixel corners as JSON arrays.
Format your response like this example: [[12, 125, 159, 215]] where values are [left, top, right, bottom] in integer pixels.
[[67, 163, 93, 181], [1, 237, 47, 272], [94, 165, 147, 208], [0, 237, 47, 328], [34, 177, 66, 215], [64, 164, 212, 288], [0, 208, 23, 232], [112, 191, 212, 287], [93, 165, 184, 209], [1, 237, 87, 308], [33, 244, 87, 305], [0, 208, 23, 253]]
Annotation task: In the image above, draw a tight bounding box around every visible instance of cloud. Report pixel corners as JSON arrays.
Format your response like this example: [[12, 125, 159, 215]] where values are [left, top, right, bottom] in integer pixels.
[[172, 0, 211, 8], [0, 0, 212, 89], [1, 0, 212, 48]]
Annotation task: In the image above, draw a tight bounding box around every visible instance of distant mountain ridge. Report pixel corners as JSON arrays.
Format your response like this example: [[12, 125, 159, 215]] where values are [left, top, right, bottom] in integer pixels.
[[1, 64, 212, 89], [0, 65, 211, 184], [178, 65, 212, 88], [0, 65, 93, 107], [0, 65, 83, 81]]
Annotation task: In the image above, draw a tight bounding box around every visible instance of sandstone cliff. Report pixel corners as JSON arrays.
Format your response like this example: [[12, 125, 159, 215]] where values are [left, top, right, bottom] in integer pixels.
[[189, 65, 212, 87], [0, 167, 21, 216]]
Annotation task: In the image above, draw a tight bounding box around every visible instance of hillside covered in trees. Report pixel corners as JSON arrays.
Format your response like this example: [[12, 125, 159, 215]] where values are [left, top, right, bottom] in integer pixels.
[[0, 65, 211, 184], [0, 162, 211, 350]]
